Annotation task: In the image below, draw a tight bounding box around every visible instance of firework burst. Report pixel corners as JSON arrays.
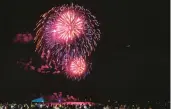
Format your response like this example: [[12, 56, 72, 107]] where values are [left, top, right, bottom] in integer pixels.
[[65, 56, 91, 80], [52, 9, 85, 43]]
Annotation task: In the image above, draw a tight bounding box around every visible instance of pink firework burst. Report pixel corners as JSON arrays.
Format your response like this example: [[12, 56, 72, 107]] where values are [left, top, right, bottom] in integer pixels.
[[65, 56, 87, 79], [52, 10, 85, 43]]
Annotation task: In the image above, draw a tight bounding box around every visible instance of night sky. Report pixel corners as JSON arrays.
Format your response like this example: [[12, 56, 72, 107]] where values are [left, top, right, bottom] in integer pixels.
[[1, 0, 169, 102]]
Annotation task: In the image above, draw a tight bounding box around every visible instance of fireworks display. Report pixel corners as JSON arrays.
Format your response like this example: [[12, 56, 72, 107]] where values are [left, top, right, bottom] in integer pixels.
[[34, 4, 100, 68], [16, 3, 100, 80]]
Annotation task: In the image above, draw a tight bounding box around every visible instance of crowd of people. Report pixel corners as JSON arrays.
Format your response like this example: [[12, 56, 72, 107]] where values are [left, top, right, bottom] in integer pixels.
[[0, 103, 101, 109], [0, 101, 169, 109]]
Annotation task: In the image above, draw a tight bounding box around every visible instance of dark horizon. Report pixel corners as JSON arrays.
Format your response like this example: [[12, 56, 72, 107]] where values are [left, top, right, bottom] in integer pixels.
[[1, 0, 169, 102]]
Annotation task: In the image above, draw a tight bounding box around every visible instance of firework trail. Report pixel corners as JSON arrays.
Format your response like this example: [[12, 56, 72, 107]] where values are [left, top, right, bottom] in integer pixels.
[[34, 4, 100, 71]]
